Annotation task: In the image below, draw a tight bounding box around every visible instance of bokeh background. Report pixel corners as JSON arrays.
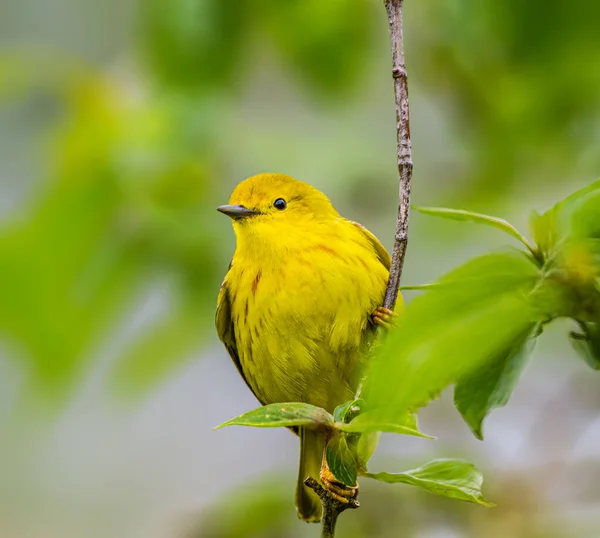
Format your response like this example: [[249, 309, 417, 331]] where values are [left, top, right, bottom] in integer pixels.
[[1, 0, 600, 537]]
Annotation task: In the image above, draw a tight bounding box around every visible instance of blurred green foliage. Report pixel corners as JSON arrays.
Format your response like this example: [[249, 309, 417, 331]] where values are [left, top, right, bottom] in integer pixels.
[[414, 0, 600, 206], [140, 0, 375, 98], [260, 0, 373, 97], [141, 0, 249, 91], [192, 464, 582, 538], [1, 0, 600, 536], [0, 70, 221, 406]]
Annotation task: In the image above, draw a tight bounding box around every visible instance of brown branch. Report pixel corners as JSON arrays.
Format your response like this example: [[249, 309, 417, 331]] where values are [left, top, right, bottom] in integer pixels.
[[304, 477, 359, 538], [308, 2, 414, 537], [383, 0, 413, 311], [354, 0, 413, 404]]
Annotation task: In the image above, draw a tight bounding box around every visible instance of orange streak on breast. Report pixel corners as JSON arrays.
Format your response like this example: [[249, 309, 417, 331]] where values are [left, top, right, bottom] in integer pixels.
[[357, 257, 369, 271], [252, 269, 262, 295], [315, 244, 344, 261]]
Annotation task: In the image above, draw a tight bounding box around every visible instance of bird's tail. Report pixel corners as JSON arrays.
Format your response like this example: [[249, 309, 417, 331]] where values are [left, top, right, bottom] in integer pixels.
[[295, 428, 323, 522]]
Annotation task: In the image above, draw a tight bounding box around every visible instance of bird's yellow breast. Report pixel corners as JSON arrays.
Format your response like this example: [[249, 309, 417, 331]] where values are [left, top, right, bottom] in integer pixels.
[[226, 217, 388, 411]]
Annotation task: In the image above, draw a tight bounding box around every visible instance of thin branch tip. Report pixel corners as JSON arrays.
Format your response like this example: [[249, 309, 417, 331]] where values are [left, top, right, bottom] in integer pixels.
[[383, 0, 413, 311]]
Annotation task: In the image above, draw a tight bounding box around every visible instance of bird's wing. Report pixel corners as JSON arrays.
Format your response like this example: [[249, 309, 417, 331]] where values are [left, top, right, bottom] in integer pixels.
[[216, 266, 266, 405], [349, 220, 391, 271]]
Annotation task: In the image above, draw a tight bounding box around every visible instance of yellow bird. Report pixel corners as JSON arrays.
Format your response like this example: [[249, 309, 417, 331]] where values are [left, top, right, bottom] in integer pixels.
[[216, 173, 395, 522]]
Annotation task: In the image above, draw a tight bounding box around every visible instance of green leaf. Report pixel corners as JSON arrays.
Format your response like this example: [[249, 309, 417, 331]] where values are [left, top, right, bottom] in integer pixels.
[[530, 179, 600, 254], [364, 251, 542, 424], [551, 179, 600, 222], [529, 238, 600, 321], [325, 435, 357, 487], [356, 432, 381, 469], [570, 322, 600, 370], [569, 189, 600, 240], [364, 459, 494, 507], [437, 250, 541, 292], [529, 209, 558, 258], [339, 412, 434, 440], [413, 206, 535, 254], [333, 399, 361, 423], [454, 323, 538, 440], [215, 403, 334, 430]]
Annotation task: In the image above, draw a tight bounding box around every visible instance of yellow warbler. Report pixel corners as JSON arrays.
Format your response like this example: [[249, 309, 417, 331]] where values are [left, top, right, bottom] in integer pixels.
[[216, 173, 396, 522]]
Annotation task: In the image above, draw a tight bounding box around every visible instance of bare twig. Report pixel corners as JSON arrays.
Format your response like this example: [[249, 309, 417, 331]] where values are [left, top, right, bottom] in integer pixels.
[[309, 1, 414, 536], [304, 477, 359, 538], [354, 0, 413, 403], [383, 0, 413, 311]]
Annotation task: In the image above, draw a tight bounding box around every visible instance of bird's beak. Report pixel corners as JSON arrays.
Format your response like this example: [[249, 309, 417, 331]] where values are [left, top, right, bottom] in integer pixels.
[[217, 204, 257, 219]]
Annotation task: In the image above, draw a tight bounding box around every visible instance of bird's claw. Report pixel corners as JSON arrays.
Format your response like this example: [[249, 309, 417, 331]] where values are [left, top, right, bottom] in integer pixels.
[[371, 306, 397, 329], [320, 458, 358, 504]]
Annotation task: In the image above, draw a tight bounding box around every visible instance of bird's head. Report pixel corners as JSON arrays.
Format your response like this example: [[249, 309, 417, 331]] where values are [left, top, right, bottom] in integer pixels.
[[218, 173, 340, 256], [218, 173, 339, 232]]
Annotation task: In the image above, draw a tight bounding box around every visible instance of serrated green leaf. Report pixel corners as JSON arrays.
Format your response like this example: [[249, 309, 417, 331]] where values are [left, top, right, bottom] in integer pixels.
[[339, 412, 434, 439], [364, 459, 494, 507], [413, 206, 535, 254], [325, 435, 357, 487], [214, 403, 334, 430], [454, 324, 538, 440]]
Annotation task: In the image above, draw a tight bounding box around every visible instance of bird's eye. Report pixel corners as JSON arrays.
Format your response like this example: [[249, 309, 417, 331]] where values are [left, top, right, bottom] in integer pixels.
[[273, 198, 287, 210]]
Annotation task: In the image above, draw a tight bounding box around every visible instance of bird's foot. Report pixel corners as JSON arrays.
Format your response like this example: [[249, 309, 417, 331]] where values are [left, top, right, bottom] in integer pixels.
[[320, 458, 358, 504], [371, 306, 397, 329]]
